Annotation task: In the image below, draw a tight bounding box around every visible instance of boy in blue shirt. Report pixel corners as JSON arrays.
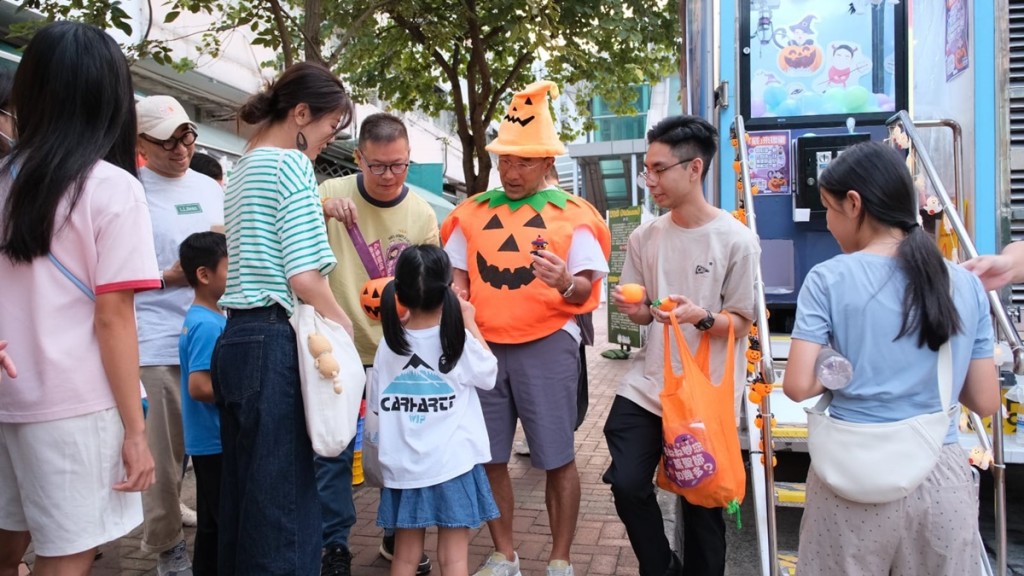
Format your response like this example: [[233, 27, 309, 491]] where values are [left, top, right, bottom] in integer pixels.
[[177, 231, 227, 576]]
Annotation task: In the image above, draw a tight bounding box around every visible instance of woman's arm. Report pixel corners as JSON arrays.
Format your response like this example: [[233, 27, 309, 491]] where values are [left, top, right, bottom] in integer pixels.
[[782, 338, 826, 402], [959, 357, 1000, 417], [289, 269, 353, 336], [94, 290, 155, 492]]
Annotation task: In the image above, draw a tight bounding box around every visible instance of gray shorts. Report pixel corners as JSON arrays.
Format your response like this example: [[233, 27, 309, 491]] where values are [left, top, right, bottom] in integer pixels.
[[797, 443, 980, 575], [483, 330, 578, 470]]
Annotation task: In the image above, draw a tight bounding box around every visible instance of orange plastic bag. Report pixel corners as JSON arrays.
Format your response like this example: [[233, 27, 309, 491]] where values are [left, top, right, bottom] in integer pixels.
[[656, 313, 745, 513]]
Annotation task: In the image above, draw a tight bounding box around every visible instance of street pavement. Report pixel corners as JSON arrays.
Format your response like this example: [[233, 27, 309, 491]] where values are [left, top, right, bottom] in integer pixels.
[[17, 304, 1024, 574]]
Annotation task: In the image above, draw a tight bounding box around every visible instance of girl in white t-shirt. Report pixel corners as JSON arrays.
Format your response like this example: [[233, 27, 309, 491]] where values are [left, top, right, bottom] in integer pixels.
[[372, 244, 499, 576]]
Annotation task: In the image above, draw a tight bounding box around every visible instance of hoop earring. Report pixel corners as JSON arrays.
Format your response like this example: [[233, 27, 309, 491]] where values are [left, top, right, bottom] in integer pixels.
[[296, 131, 308, 151]]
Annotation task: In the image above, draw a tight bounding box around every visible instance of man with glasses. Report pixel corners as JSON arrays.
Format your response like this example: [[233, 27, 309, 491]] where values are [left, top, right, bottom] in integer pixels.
[[604, 115, 759, 576], [441, 81, 610, 576], [134, 95, 224, 576], [318, 113, 439, 576]]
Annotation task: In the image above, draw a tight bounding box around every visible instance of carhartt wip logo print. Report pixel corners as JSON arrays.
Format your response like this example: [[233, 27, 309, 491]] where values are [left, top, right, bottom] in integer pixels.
[[379, 355, 455, 423], [176, 203, 203, 215], [695, 263, 711, 275]]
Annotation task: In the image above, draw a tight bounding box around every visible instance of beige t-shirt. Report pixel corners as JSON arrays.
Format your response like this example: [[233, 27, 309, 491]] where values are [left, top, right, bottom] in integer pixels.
[[618, 210, 760, 417]]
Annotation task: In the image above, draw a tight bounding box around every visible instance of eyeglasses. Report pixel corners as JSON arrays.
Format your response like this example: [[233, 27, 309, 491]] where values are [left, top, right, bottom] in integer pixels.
[[637, 157, 697, 187], [0, 109, 15, 121], [365, 162, 410, 176], [141, 130, 197, 151], [498, 158, 542, 172]]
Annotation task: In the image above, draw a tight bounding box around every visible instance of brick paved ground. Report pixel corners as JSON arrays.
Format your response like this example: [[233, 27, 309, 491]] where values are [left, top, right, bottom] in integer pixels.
[[19, 306, 667, 575]]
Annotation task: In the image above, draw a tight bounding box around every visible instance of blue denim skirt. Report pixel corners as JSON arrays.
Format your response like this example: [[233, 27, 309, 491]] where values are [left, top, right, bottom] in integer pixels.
[[376, 464, 499, 529]]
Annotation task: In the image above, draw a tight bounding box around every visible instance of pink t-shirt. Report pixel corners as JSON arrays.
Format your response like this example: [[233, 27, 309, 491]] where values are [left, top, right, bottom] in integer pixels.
[[0, 161, 161, 423]]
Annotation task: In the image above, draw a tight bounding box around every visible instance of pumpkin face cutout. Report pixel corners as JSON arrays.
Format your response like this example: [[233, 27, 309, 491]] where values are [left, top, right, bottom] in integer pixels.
[[360, 277, 408, 321], [504, 94, 537, 127], [475, 209, 547, 291]]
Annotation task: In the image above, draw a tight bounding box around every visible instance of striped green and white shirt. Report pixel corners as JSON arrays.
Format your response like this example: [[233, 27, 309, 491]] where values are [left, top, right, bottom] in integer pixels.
[[220, 147, 336, 314]]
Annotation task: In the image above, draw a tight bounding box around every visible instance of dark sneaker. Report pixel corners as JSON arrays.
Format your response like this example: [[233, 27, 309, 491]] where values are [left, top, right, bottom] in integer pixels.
[[321, 545, 352, 576], [380, 534, 432, 574]]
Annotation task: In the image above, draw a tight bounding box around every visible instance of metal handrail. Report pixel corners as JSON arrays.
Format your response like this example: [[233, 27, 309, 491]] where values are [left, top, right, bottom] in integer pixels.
[[911, 119, 968, 239], [733, 115, 779, 576], [887, 110, 1012, 576]]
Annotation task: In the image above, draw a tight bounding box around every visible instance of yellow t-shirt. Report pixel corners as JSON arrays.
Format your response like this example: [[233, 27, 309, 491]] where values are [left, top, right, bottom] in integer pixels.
[[319, 175, 440, 364]]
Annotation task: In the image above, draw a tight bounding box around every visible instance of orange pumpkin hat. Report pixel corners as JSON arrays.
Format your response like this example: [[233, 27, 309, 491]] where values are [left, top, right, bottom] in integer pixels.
[[485, 80, 566, 158]]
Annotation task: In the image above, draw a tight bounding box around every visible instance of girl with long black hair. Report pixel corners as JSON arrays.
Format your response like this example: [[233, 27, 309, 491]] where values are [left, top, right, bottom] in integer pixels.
[[783, 141, 999, 574], [372, 245, 499, 576], [0, 21, 158, 574]]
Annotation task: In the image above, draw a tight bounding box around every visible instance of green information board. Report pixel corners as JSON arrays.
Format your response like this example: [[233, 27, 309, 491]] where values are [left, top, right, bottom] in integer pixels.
[[606, 205, 643, 348]]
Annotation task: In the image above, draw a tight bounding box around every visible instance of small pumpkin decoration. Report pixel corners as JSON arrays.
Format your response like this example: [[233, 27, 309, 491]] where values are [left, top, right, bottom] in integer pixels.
[[359, 277, 407, 321]]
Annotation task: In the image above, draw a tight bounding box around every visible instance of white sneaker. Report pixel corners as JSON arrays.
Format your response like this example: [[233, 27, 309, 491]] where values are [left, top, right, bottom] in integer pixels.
[[473, 551, 521, 576], [547, 560, 574, 576], [180, 501, 198, 527], [513, 439, 530, 456], [156, 539, 193, 576]]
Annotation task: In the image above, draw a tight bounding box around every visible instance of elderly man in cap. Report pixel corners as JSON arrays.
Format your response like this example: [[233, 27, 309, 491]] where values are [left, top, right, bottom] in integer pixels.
[[135, 95, 224, 576], [441, 81, 610, 576]]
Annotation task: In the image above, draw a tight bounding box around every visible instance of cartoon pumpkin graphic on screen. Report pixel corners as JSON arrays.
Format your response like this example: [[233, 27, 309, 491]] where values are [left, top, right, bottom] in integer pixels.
[[778, 15, 822, 73], [439, 80, 610, 344]]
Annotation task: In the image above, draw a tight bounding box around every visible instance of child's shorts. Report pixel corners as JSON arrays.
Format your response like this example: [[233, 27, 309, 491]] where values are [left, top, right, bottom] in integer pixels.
[[377, 464, 499, 529], [0, 407, 143, 556]]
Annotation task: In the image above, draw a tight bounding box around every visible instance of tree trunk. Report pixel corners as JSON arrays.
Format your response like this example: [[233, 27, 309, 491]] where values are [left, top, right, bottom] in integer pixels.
[[304, 0, 323, 64]]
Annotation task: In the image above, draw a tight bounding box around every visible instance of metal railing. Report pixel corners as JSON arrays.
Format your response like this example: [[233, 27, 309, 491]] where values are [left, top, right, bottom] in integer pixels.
[[888, 110, 1018, 576], [732, 115, 780, 576]]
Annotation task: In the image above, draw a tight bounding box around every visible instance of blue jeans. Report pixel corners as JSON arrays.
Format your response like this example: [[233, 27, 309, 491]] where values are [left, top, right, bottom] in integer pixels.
[[314, 440, 356, 548], [212, 305, 321, 575]]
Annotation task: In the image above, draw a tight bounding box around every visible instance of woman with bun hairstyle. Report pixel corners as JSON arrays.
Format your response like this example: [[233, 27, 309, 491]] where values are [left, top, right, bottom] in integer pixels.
[[212, 61, 354, 575]]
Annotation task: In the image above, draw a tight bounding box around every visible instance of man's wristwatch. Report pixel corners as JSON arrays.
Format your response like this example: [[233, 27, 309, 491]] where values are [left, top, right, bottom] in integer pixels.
[[695, 308, 715, 331]]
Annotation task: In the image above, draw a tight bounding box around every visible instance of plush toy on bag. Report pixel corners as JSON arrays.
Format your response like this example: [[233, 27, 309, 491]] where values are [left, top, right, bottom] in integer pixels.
[[307, 333, 342, 394], [656, 309, 746, 526]]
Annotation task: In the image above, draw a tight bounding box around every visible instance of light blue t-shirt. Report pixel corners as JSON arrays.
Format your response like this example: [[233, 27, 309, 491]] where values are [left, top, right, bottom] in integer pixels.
[[792, 253, 993, 443], [178, 305, 226, 455]]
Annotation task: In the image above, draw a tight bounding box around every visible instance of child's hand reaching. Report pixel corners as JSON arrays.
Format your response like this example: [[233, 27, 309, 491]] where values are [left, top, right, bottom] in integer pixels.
[[0, 340, 17, 381]]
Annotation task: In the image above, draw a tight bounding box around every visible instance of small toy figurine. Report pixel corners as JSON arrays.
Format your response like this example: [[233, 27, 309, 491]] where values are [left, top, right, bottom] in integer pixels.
[[307, 333, 342, 394], [968, 445, 994, 470], [530, 235, 548, 255]]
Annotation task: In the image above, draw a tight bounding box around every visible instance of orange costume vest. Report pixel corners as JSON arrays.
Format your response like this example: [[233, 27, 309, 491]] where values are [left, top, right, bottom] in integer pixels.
[[441, 187, 611, 344]]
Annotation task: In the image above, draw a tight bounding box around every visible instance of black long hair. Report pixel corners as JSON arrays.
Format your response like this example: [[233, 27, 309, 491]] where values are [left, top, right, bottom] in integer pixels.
[[818, 141, 960, 350], [380, 245, 466, 374], [0, 21, 138, 263]]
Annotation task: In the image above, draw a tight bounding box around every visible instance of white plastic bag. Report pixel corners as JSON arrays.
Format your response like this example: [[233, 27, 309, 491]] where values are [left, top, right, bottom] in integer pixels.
[[290, 299, 365, 457]]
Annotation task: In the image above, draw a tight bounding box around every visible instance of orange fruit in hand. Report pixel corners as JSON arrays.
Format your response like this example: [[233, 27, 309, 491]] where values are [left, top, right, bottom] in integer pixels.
[[657, 298, 675, 312], [619, 283, 645, 304]]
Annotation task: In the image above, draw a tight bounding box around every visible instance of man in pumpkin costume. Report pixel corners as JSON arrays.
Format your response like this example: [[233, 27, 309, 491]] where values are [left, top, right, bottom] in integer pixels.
[[606, 116, 759, 576], [318, 113, 439, 576], [441, 80, 610, 576]]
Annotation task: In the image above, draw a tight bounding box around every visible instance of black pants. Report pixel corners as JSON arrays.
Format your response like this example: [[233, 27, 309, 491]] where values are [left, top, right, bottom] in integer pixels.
[[192, 453, 222, 576], [603, 396, 726, 576]]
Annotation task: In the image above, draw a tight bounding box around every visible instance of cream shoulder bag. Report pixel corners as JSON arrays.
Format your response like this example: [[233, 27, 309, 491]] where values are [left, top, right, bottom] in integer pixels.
[[805, 340, 955, 504]]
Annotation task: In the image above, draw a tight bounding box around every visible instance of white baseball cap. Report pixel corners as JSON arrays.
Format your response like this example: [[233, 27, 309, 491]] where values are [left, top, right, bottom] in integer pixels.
[[136, 95, 196, 140]]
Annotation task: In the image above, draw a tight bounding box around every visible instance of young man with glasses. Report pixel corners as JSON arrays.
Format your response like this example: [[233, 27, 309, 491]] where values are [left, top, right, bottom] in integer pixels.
[[134, 95, 224, 576], [441, 81, 610, 576], [318, 113, 439, 576], [604, 115, 759, 576]]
